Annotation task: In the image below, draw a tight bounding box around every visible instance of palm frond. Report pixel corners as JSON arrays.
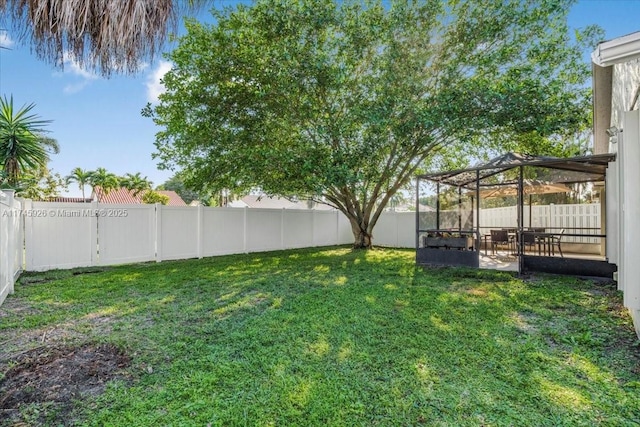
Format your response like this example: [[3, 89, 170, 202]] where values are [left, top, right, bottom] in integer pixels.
[[0, 0, 209, 75]]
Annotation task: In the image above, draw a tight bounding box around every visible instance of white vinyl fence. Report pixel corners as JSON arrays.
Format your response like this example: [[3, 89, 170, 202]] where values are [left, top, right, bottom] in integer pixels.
[[0, 190, 24, 305], [0, 199, 605, 303], [22, 202, 357, 271], [479, 203, 602, 244]]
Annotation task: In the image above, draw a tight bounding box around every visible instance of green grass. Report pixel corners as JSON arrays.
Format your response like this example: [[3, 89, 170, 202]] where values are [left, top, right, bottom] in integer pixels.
[[2, 247, 640, 426]]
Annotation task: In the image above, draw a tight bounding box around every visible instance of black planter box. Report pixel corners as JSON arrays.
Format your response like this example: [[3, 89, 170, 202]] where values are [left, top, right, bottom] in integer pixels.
[[416, 247, 479, 268], [424, 236, 474, 250]]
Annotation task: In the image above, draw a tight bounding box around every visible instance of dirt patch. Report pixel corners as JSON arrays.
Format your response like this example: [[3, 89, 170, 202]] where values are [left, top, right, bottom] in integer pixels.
[[0, 343, 130, 426], [0, 298, 40, 319]]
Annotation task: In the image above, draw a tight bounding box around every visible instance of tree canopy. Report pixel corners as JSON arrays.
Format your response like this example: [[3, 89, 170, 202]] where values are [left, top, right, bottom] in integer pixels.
[[146, 0, 601, 248], [157, 174, 201, 204]]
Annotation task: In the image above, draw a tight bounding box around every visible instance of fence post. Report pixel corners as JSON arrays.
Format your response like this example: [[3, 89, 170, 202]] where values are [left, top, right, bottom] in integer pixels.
[[6, 191, 15, 294], [197, 205, 204, 259], [23, 199, 34, 271], [243, 206, 248, 254], [335, 210, 339, 246], [312, 209, 316, 247], [0, 192, 7, 301], [91, 201, 98, 266], [280, 208, 285, 250], [155, 203, 162, 262]]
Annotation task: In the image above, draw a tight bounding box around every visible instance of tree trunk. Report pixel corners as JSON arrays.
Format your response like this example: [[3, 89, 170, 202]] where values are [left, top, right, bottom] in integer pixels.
[[352, 225, 373, 249]]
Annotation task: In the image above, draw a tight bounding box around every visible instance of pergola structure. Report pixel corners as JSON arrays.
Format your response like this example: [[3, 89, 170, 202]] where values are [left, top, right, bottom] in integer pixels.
[[416, 152, 618, 278]]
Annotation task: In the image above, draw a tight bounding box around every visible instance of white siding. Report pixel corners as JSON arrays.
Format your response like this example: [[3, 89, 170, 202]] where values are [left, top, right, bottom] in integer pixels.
[[620, 111, 640, 323]]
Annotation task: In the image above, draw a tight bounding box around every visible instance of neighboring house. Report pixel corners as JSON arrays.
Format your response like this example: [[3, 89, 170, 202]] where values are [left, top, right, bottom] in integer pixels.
[[228, 195, 335, 210], [591, 31, 640, 336], [93, 187, 187, 206]]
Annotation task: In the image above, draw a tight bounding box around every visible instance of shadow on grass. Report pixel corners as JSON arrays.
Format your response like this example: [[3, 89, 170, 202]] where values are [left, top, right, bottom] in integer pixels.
[[1, 246, 639, 426]]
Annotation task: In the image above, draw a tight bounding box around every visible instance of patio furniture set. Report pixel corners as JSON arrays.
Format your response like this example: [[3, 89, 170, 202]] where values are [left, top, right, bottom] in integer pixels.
[[487, 228, 564, 257]]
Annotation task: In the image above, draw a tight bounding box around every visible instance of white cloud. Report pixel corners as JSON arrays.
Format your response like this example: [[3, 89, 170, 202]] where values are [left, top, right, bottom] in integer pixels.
[[63, 81, 91, 94], [0, 33, 14, 49], [59, 51, 99, 94], [146, 60, 172, 104], [62, 52, 99, 79]]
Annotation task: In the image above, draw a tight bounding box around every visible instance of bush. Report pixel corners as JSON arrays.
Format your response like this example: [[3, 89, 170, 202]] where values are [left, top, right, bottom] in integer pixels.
[[141, 190, 169, 205]]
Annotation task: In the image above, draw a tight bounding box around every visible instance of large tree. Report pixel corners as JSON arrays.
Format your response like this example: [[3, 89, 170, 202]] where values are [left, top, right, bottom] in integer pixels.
[[146, 0, 601, 248], [0, 0, 206, 75]]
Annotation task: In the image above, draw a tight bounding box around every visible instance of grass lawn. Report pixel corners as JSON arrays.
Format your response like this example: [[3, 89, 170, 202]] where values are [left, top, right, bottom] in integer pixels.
[[1, 247, 639, 426]]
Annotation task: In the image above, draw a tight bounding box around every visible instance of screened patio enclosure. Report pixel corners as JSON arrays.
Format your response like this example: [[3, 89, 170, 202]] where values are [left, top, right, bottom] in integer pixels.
[[416, 152, 618, 278]]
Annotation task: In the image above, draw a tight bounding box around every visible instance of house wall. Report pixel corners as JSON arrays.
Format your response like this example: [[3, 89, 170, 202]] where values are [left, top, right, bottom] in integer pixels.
[[618, 110, 640, 336], [611, 59, 640, 137], [605, 59, 640, 336]]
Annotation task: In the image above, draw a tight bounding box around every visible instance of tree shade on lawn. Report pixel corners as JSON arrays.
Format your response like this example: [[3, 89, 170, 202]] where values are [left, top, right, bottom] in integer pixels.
[[1, 248, 639, 425]]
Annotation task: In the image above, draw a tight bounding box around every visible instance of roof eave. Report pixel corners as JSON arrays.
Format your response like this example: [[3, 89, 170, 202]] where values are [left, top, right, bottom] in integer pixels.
[[591, 31, 640, 67]]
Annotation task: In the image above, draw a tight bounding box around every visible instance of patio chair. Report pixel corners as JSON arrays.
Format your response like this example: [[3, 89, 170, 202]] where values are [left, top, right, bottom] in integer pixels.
[[550, 229, 565, 257], [521, 232, 538, 254], [490, 229, 510, 255]]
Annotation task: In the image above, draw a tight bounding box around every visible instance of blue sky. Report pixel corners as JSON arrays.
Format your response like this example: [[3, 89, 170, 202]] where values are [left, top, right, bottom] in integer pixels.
[[1, 0, 639, 197]]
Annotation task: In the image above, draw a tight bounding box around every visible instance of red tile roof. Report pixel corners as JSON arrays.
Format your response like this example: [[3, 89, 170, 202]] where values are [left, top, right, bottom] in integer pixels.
[[157, 191, 188, 206], [94, 187, 187, 206]]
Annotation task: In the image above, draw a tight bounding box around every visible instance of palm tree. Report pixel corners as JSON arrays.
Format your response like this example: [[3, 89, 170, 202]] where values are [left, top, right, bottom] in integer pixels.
[[88, 167, 120, 200], [0, 96, 57, 187], [65, 167, 92, 201], [0, 0, 206, 76], [120, 172, 152, 197]]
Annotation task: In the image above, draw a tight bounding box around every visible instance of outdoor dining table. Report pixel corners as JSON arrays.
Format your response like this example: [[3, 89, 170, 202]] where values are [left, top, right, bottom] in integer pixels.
[[530, 232, 556, 256]]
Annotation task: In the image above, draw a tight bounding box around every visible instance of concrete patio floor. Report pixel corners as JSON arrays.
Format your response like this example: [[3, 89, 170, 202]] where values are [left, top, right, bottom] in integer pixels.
[[479, 250, 607, 272]]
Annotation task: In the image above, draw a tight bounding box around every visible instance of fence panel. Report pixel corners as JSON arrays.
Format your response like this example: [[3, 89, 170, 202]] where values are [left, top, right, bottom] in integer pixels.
[[0, 191, 23, 305], [0, 194, 11, 304], [99, 204, 156, 265], [374, 212, 421, 248], [396, 212, 416, 247], [25, 201, 96, 271], [373, 212, 398, 247], [159, 206, 199, 261], [338, 214, 353, 245], [12, 199, 23, 276], [479, 203, 601, 242], [246, 208, 283, 252], [201, 207, 246, 256], [313, 211, 339, 247], [283, 210, 314, 249]]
